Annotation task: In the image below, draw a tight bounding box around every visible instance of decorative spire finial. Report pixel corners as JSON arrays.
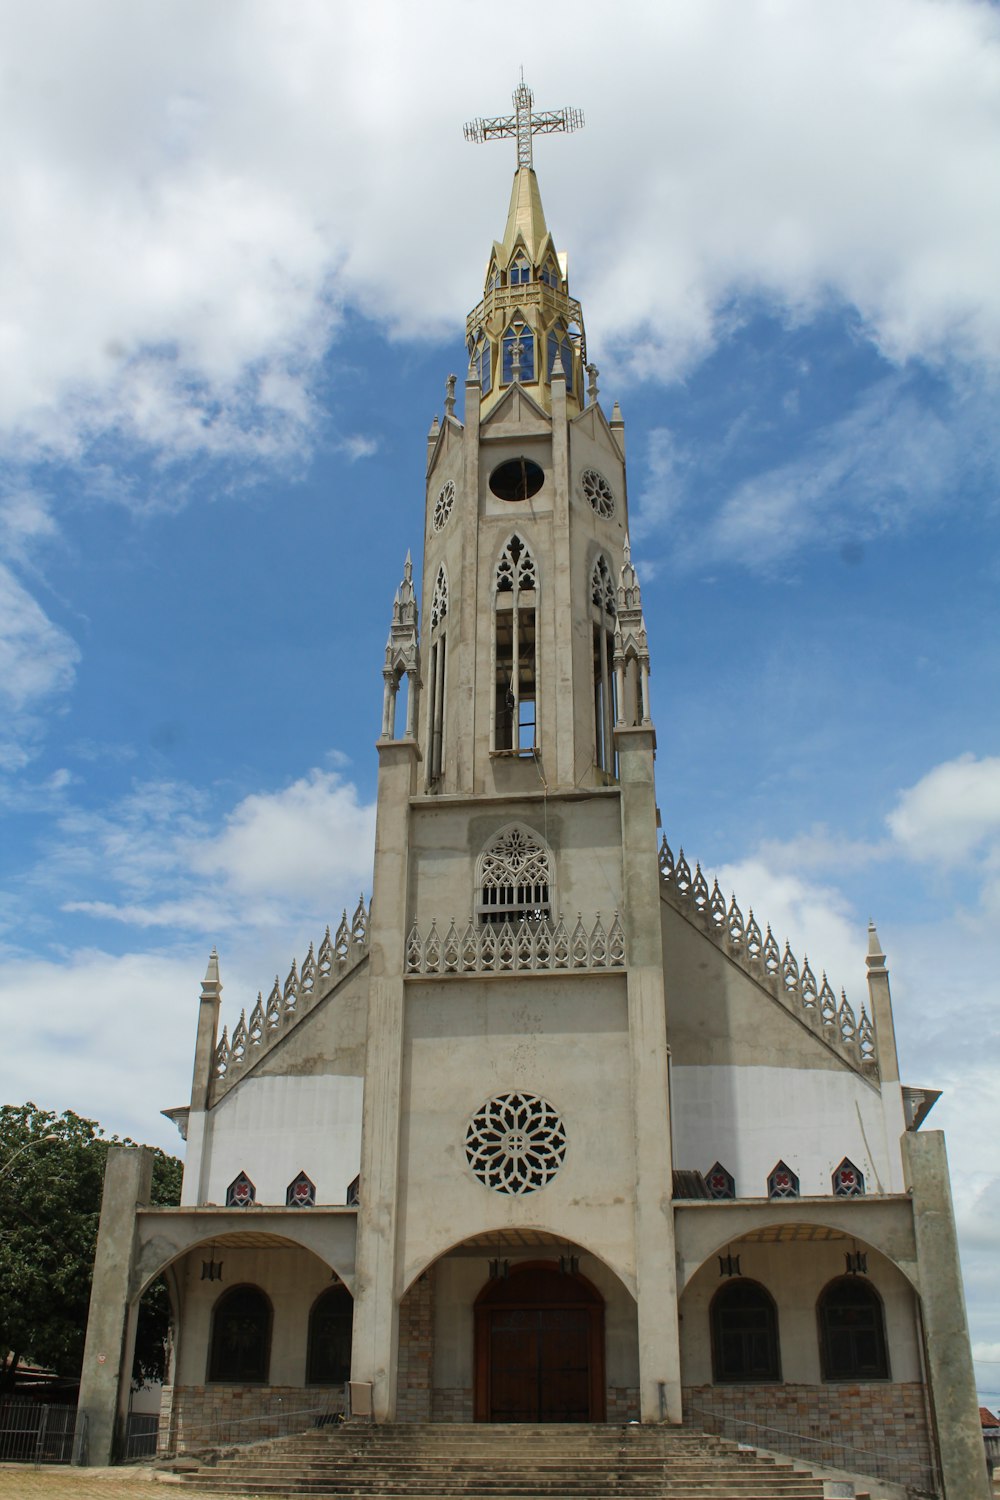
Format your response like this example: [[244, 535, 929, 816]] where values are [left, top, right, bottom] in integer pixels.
[[586, 363, 599, 404], [464, 79, 584, 172]]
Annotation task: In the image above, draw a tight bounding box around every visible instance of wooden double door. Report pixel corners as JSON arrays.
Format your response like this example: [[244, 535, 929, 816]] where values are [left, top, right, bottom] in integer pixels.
[[474, 1262, 605, 1422]]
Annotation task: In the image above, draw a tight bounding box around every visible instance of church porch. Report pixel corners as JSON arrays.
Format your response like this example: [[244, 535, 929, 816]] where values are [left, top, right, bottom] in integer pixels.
[[396, 1235, 640, 1425]]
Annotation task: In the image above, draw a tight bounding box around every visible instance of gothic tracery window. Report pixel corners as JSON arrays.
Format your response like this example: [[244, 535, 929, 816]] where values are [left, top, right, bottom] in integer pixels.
[[509, 253, 531, 286], [207, 1285, 272, 1384], [226, 1171, 255, 1208], [591, 555, 618, 779], [477, 824, 551, 926], [547, 324, 574, 393], [767, 1160, 799, 1198], [286, 1170, 315, 1207], [468, 331, 492, 396], [706, 1162, 736, 1200], [832, 1158, 865, 1196], [502, 320, 535, 383], [426, 566, 448, 786], [493, 536, 537, 754]]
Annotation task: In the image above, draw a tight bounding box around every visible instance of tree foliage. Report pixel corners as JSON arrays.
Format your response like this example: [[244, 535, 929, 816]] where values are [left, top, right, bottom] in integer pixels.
[[0, 1102, 182, 1393]]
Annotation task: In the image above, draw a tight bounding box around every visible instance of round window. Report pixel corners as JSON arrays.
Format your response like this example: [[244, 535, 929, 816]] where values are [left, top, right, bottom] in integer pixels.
[[489, 458, 545, 502]]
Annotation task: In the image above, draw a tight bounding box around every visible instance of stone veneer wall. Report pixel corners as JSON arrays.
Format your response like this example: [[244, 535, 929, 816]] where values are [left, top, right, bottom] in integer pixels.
[[606, 1386, 640, 1423], [432, 1386, 474, 1421], [396, 1271, 434, 1422], [158, 1383, 345, 1455], [684, 1383, 937, 1494]]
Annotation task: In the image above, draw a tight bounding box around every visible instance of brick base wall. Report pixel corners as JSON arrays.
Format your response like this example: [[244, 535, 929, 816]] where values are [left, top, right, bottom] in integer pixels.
[[684, 1382, 937, 1493], [396, 1271, 434, 1422], [606, 1386, 640, 1423], [160, 1383, 345, 1455], [431, 1386, 474, 1421]]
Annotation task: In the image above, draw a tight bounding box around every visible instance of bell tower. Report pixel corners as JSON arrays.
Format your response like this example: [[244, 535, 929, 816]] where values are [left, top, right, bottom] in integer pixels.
[[353, 83, 680, 1427]]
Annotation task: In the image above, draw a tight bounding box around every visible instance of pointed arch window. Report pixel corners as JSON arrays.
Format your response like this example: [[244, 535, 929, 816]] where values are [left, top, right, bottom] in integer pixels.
[[477, 824, 551, 926], [509, 253, 531, 286], [832, 1158, 865, 1197], [426, 566, 448, 786], [286, 1170, 315, 1207], [706, 1162, 736, 1200], [591, 555, 618, 779], [540, 258, 560, 289], [711, 1280, 780, 1383], [767, 1160, 799, 1199], [225, 1171, 255, 1208], [547, 325, 574, 394], [818, 1278, 889, 1380], [486, 261, 502, 293], [307, 1284, 354, 1385], [208, 1285, 272, 1383], [502, 320, 535, 384], [493, 536, 537, 754], [469, 330, 492, 395]]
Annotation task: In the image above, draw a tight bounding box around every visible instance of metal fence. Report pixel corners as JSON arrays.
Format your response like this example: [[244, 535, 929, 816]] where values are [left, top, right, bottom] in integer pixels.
[[121, 1410, 160, 1462], [0, 1400, 80, 1464], [687, 1401, 941, 1497]]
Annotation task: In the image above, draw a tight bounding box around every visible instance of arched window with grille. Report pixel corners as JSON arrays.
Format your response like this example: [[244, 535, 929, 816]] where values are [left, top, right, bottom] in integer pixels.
[[307, 1284, 354, 1385], [492, 536, 537, 754], [476, 824, 552, 926], [207, 1285, 272, 1384], [426, 565, 448, 785], [591, 555, 617, 778], [710, 1280, 780, 1383], [818, 1277, 889, 1381]]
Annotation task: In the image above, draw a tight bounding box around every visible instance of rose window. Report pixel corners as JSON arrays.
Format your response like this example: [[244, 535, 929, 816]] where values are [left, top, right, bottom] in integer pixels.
[[465, 1091, 567, 1195], [582, 469, 615, 518], [433, 480, 455, 532]]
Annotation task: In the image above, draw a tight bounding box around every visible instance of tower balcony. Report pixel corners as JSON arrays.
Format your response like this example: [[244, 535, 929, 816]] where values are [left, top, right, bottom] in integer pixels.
[[405, 911, 625, 978], [466, 283, 585, 347]]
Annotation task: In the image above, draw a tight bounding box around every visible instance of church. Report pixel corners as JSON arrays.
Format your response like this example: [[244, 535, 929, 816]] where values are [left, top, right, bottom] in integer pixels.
[[79, 84, 987, 1500]]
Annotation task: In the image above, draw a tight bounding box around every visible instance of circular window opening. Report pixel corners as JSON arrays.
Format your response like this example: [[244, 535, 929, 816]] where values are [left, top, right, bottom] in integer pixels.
[[489, 458, 545, 502]]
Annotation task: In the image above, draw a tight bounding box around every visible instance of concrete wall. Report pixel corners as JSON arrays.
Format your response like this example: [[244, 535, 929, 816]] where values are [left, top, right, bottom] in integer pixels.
[[198, 1074, 362, 1208], [397, 974, 634, 1293], [664, 904, 905, 1194]]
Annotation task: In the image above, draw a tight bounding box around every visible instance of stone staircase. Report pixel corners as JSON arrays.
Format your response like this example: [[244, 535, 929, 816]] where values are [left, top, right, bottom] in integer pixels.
[[166, 1421, 851, 1499]]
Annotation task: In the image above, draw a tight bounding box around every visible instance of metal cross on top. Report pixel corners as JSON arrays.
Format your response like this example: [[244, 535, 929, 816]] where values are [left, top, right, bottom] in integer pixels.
[[464, 77, 584, 172]]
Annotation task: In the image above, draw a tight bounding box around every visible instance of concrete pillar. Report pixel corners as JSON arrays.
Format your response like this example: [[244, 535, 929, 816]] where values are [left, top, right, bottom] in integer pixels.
[[903, 1130, 991, 1499], [549, 360, 574, 789], [76, 1146, 152, 1465], [182, 950, 222, 1207], [455, 375, 480, 795], [615, 724, 682, 1422], [351, 737, 418, 1420]]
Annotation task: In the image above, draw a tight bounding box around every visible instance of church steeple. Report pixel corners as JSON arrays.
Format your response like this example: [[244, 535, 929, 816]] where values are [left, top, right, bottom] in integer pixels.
[[465, 81, 587, 419]]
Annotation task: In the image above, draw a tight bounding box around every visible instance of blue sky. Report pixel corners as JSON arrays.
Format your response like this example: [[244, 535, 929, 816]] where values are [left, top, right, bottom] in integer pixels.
[[2, 0, 1000, 1398]]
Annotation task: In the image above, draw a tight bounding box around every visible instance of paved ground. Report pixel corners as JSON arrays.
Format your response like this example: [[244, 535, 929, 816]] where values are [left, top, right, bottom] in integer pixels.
[[0, 1467, 247, 1499]]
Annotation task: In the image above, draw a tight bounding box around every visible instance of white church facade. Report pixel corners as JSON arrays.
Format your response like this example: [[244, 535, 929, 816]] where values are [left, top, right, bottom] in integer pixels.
[[79, 86, 988, 1500]]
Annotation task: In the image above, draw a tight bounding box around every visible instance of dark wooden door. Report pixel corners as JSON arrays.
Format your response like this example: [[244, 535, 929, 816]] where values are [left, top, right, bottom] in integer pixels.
[[474, 1262, 605, 1423], [489, 1307, 591, 1421]]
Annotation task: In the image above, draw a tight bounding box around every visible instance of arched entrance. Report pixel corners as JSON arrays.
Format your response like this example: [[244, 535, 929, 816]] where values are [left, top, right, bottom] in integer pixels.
[[474, 1261, 605, 1422]]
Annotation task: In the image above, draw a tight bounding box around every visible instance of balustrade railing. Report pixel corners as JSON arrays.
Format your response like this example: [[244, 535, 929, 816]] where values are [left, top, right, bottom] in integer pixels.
[[406, 911, 625, 976]]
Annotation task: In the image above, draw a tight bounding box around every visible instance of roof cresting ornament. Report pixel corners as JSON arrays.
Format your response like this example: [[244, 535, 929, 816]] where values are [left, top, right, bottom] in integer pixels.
[[464, 72, 584, 172]]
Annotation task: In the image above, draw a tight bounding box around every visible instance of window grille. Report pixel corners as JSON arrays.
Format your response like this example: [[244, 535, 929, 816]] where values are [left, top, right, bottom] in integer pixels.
[[477, 825, 551, 925], [225, 1171, 255, 1208], [767, 1160, 799, 1199], [818, 1277, 889, 1380], [207, 1285, 272, 1383], [710, 1280, 781, 1383], [286, 1170, 315, 1207], [493, 536, 537, 754], [832, 1157, 865, 1196]]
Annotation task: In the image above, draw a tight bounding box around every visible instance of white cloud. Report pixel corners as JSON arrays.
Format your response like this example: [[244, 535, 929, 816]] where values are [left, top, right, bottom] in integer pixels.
[[637, 371, 999, 569], [0, 948, 200, 1149], [45, 767, 376, 942], [1, 1, 999, 465], [339, 434, 378, 462], [188, 769, 375, 904], [0, 564, 78, 713], [887, 753, 1000, 866]]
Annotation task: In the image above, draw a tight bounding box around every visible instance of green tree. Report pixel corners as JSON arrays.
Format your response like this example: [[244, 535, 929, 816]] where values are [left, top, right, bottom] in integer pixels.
[[0, 1102, 182, 1394]]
